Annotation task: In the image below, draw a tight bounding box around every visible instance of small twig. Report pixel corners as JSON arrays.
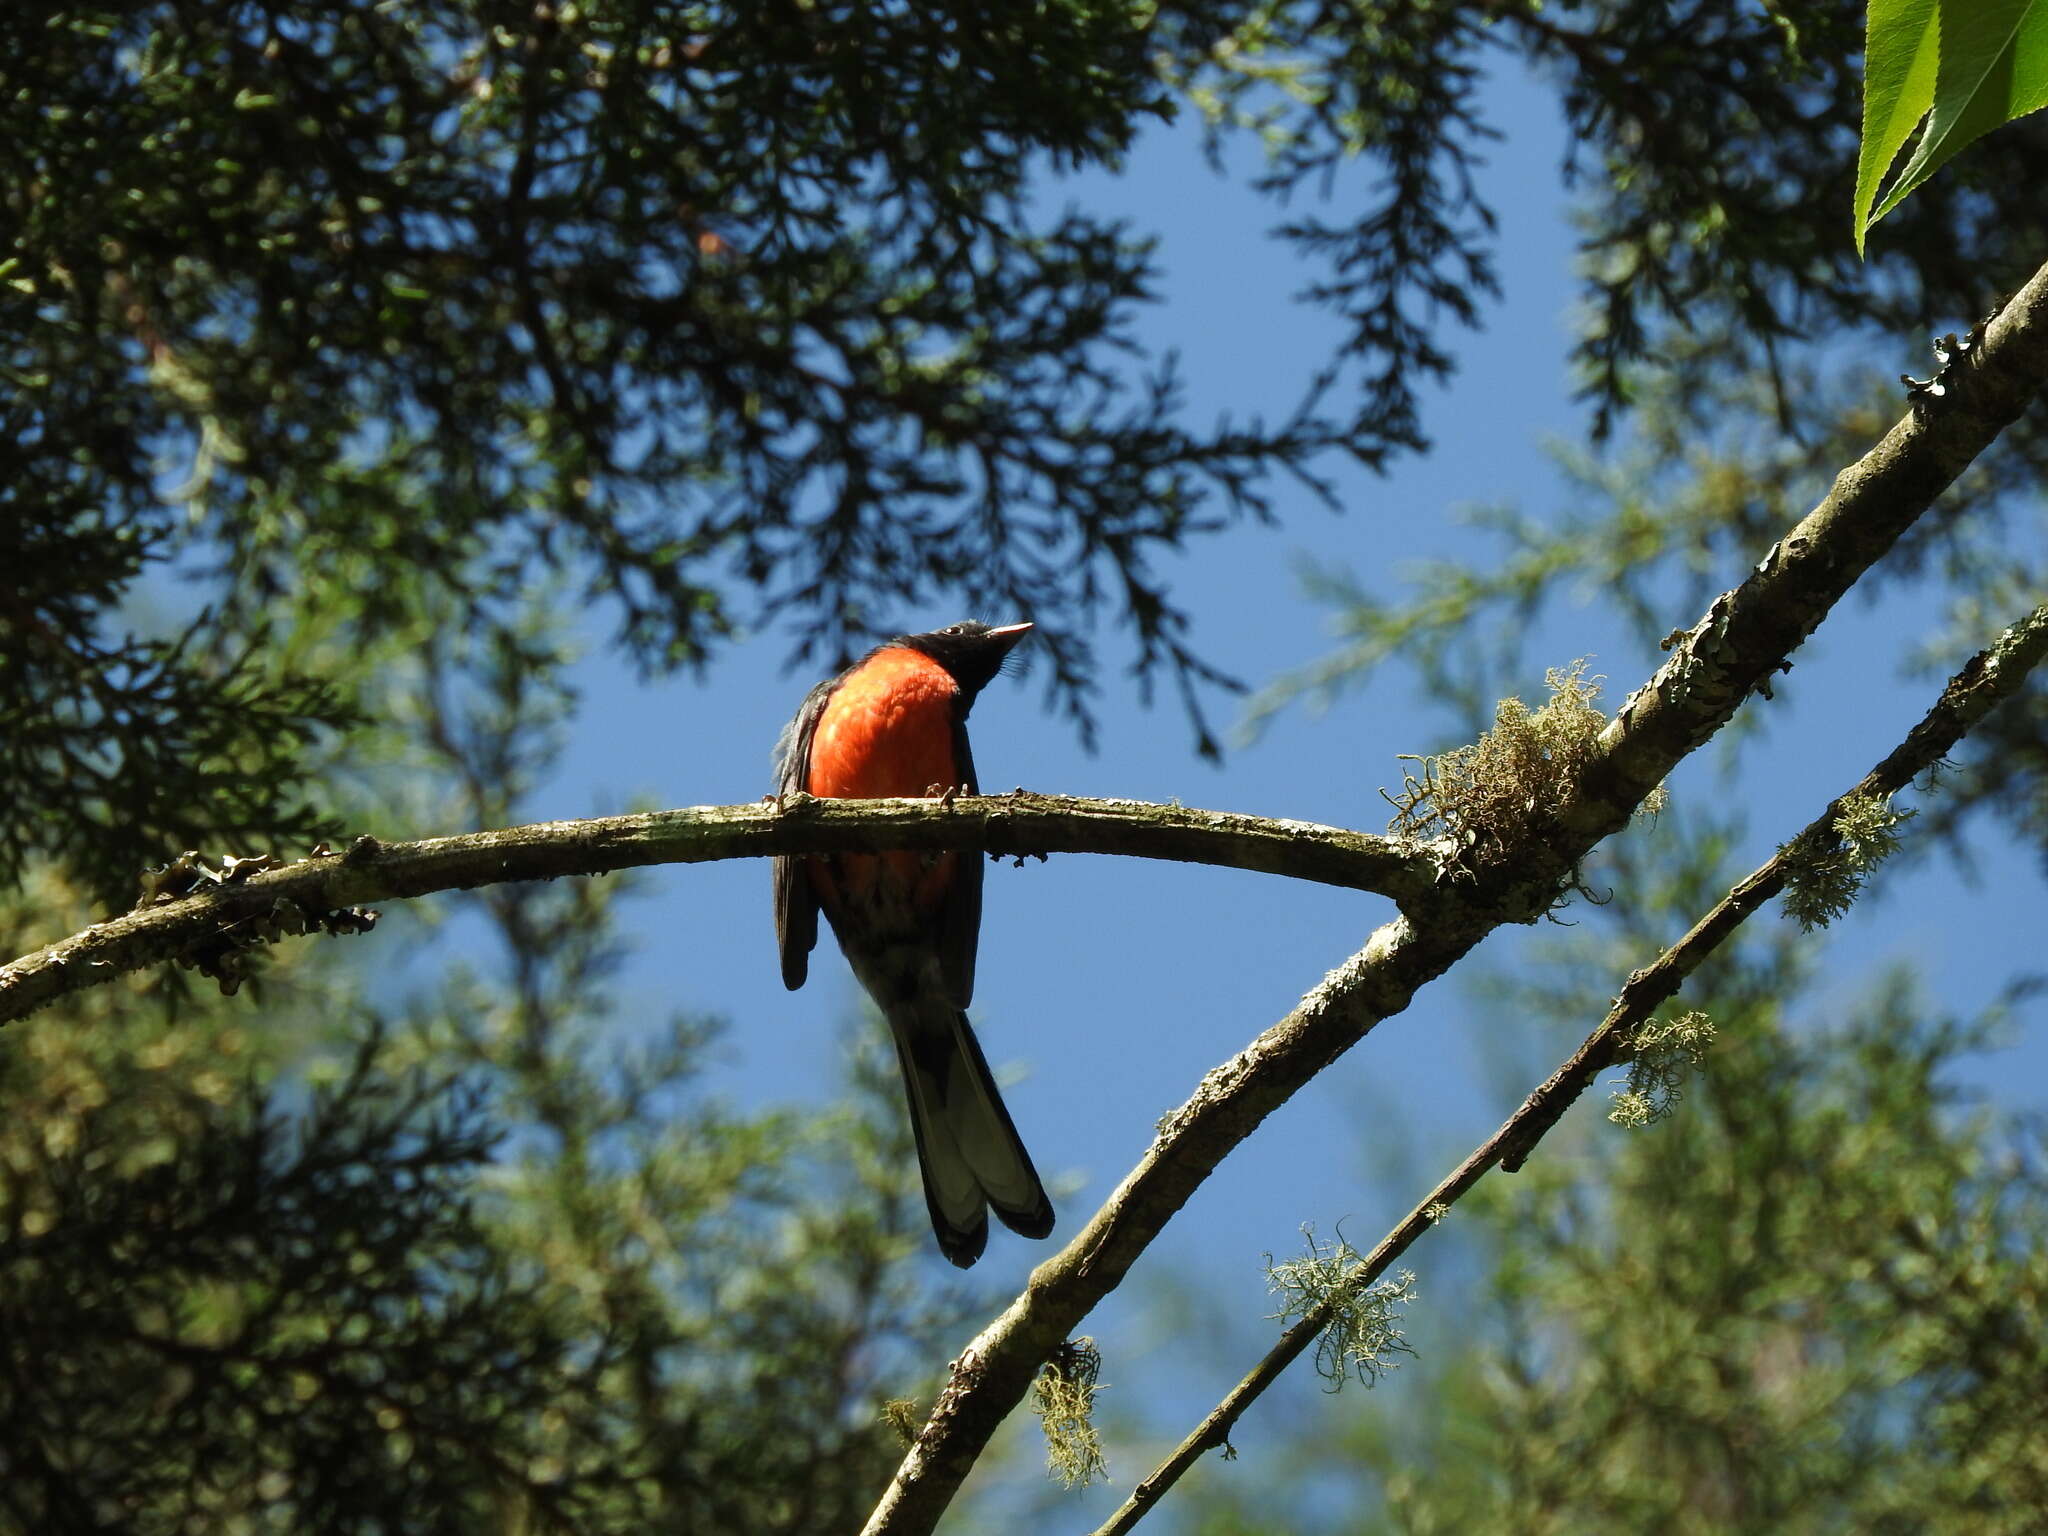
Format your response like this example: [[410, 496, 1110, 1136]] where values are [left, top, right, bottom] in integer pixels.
[[1092, 601, 2048, 1536]]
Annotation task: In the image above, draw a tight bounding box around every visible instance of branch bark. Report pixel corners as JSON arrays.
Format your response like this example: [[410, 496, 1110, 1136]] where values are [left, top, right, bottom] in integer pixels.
[[1094, 599, 2048, 1536], [0, 793, 1432, 1027], [857, 257, 2048, 1536]]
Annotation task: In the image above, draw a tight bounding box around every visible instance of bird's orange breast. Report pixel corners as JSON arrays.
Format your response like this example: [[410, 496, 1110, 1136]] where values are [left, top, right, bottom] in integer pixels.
[[805, 646, 964, 915], [807, 646, 961, 799]]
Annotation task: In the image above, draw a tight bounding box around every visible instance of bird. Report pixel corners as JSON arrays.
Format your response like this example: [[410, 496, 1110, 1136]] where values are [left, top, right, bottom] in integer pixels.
[[773, 619, 1054, 1267]]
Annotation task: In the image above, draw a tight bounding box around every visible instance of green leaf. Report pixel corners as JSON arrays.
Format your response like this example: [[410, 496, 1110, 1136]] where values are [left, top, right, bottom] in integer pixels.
[[1854, 0, 1940, 255], [1860, 0, 2048, 251]]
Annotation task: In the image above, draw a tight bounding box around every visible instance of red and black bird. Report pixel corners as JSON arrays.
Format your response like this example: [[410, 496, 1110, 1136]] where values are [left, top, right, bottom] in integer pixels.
[[774, 620, 1054, 1267]]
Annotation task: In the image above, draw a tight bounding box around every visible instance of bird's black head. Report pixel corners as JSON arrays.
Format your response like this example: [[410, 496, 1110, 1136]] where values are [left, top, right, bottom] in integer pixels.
[[899, 620, 1033, 698]]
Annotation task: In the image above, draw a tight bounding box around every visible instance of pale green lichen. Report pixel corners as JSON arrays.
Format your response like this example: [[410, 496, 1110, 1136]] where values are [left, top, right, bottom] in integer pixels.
[[1780, 789, 1915, 931], [879, 1398, 921, 1449], [1265, 1227, 1417, 1391], [1387, 661, 1665, 852], [1610, 1010, 1717, 1128], [1034, 1338, 1108, 1489]]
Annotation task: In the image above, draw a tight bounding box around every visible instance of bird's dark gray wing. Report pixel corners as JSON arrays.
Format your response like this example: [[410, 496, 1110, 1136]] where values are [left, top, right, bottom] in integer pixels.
[[936, 710, 983, 1008], [773, 677, 837, 991]]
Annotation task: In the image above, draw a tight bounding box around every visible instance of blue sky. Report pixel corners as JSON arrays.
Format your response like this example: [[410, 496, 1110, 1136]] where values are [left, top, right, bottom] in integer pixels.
[[488, 57, 2044, 1524]]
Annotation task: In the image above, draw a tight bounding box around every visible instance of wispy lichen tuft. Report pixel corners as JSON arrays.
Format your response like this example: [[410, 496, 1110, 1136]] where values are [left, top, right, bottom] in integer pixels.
[[1034, 1338, 1108, 1489], [1265, 1227, 1417, 1391], [1609, 1010, 1716, 1128], [1780, 790, 1915, 931], [879, 1398, 922, 1449], [1386, 661, 1663, 856]]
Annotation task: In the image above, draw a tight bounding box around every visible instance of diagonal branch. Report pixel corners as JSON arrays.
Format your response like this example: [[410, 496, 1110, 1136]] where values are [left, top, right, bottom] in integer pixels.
[[1093, 599, 2048, 1536], [857, 257, 2048, 1536], [0, 793, 1433, 1028]]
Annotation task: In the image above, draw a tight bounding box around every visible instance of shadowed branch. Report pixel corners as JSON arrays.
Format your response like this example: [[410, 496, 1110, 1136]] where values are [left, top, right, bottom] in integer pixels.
[[0, 793, 1434, 1027]]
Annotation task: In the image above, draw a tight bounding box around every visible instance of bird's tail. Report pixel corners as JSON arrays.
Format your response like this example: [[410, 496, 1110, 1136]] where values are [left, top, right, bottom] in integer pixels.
[[888, 1001, 1054, 1268]]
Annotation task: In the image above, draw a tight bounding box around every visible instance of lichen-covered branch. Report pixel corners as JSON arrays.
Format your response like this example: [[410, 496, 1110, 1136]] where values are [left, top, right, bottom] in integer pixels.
[[0, 793, 1432, 1027], [1091, 598, 2048, 1536], [857, 258, 2048, 1536], [1571, 290, 2048, 844]]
